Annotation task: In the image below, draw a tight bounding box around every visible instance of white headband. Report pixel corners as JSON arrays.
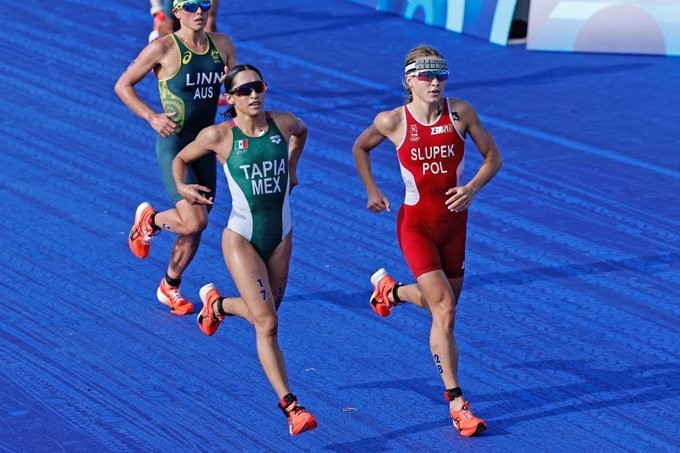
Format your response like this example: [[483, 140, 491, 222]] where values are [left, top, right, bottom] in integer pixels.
[[404, 59, 448, 74]]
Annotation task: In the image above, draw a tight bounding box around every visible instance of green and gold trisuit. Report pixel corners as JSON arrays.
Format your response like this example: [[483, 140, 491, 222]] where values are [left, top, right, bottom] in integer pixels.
[[156, 33, 224, 205], [224, 114, 291, 260]]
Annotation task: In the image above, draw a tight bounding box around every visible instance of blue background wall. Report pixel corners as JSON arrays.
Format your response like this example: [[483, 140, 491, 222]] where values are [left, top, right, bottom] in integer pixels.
[[344, 0, 521, 44]]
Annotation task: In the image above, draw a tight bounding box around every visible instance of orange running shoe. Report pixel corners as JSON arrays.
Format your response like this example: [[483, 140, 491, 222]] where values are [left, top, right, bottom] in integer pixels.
[[128, 202, 158, 259], [369, 268, 398, 317], [197, 283, 225, 336], [156, 278, 194, 315], [450, 401, 487, 437], [278, 394, 318, 436]]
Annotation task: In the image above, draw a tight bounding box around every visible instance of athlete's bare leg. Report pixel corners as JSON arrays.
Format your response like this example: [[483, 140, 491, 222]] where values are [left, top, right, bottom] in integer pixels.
[[220, 229, 293, 398], [153, 200, 208, 280], [390, 270, 466, 410]]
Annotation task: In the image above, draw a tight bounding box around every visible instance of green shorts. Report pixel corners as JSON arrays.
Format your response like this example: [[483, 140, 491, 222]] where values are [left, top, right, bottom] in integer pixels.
[[155, 134, 216, 210]]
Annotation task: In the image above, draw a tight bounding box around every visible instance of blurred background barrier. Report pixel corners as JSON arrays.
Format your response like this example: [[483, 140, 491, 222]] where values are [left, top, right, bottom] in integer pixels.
[[344, 0, 680, 56], [526, 0, 680, 56]]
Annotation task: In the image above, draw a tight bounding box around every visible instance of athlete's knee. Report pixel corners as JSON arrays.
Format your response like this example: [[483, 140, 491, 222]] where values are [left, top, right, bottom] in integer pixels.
[[254, 313, 279, 337], [179, 215, 208, 235], [189, 218, 208, 234], [431, 299, 456, 330]]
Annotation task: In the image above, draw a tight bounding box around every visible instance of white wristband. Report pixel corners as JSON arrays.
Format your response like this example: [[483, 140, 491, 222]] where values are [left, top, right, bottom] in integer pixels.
[[150, 5, 163, 16]]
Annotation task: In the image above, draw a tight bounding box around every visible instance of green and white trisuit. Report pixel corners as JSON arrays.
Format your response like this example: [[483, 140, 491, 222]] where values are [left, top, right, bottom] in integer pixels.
[[156, 33, 224, 206], [224, 113, 291, 260]]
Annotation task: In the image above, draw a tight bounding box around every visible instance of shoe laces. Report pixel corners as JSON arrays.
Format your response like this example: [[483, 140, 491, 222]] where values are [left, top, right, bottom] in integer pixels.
[[164, 284, 188, 305], [287, 403, 309, 419], [453, 402, 473, 421], [140, 213, 158, 244]]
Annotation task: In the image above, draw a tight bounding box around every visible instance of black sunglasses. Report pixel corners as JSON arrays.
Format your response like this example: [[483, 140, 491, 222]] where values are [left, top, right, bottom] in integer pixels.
[[229, 81, 267, 96]]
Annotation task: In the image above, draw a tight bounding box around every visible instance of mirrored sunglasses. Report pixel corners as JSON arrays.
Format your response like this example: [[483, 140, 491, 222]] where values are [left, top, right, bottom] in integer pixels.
[[414, 70, 449, 82], [229, 81, 267, 96], [176, 0, 212, 13]]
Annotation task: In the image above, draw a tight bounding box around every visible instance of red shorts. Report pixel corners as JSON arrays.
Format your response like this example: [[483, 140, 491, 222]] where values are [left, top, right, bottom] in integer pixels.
[[397, 206, 468, 279]]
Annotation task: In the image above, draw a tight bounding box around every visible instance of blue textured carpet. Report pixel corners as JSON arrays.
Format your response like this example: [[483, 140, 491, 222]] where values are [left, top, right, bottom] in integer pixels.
[[1, 0, 678, 450]]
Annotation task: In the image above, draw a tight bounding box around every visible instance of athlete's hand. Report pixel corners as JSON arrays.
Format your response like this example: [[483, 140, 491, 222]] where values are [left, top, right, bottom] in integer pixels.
[[445, 185, 477, 212], [178, 183, 214, 205], [149, 111, 177, 137], [219, 65, 229, 83], [367, 190, 391, 213]]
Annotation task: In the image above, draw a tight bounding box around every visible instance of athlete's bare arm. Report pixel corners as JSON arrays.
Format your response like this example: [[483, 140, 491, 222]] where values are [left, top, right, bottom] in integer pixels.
[[210, 33, 237, 80], [114, 38, 179, 137], [445, 99, 502, 212], [352, 108, 402, 213], [172, 124, 232, 205], [269, 112, 307, 192], [205, 0, 219, 32]]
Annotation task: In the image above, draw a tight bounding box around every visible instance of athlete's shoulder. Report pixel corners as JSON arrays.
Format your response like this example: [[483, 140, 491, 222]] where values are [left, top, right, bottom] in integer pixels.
[[268, 111, 305, 134], [447, 98, 482, 136], [448, 97, 475, 116], [208, 31, 233, 41], [199, 121, 233, 141], [268, 110, 296, 121], [199, 121, 234, 162], [207, 32, 236, 62], [269, 110, 303, 128], [138, 32, 172, 57], [149, 32, 177, 52], [207, 32, 236, 49], [374, 106, 403, 135]]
